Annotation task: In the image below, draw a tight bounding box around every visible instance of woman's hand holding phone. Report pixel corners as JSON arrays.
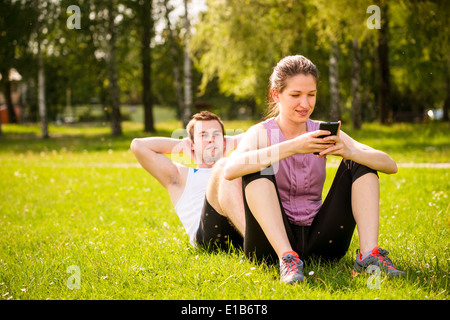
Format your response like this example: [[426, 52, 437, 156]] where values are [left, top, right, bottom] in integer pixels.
[[292, 129, 334, 155], [313, 121, 340, 155], [316, 121, 354, 159]]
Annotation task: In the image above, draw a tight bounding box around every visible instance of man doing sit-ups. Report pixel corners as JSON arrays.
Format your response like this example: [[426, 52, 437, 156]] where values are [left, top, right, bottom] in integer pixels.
[[131, 111, 245, 249]]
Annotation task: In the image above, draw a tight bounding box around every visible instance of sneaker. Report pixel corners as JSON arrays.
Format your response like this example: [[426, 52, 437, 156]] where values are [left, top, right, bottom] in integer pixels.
[[354, 246, 405, 277], [280, 251, 304, 284]]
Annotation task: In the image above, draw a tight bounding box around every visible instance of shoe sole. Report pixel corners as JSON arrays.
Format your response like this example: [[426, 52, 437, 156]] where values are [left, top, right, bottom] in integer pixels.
[[353, 264, 405, 278], [282, 274, 304, 285]]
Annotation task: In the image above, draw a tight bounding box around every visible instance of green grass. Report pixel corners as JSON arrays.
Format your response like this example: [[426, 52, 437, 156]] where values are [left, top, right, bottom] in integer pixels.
[[0, 120, 449, 300]]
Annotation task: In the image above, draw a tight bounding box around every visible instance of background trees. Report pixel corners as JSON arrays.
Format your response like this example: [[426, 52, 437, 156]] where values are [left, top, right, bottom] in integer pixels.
[[0, 0, 448, 138]]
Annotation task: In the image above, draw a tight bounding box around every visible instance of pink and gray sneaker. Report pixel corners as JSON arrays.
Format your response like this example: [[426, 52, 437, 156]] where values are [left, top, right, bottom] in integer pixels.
[[280, 251, 304, 284], [354, 246, 405, 277]]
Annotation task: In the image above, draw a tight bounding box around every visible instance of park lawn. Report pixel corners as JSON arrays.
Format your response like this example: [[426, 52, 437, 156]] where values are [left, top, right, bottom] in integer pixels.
[[0, 120, 448, 164], [0, 121, 448, 300]]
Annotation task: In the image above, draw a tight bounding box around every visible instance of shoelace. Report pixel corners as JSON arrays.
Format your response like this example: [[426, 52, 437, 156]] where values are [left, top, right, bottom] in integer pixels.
[[373, 248, 395, 269], [281, 254, 301, 274]]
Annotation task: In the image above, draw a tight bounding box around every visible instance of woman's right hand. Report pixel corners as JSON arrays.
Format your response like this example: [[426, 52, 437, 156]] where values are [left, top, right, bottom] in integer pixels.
[[292, 130, 333, 155]]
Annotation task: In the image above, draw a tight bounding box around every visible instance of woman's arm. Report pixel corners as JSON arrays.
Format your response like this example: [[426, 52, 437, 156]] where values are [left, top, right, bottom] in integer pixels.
[[320, 131, 398, 174], [223, 124, 332, 180]]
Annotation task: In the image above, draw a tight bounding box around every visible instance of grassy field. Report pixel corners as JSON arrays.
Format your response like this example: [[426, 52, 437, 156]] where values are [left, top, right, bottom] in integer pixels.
[[0, 117, 448, 300]]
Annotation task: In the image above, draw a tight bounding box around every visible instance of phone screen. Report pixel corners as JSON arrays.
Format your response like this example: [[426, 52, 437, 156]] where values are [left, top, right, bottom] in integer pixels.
[[318, 121, 340, 138]]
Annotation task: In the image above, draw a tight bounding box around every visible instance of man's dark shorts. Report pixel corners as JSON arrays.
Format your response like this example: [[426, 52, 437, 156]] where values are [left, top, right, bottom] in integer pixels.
[[195, 198, 243, 251]]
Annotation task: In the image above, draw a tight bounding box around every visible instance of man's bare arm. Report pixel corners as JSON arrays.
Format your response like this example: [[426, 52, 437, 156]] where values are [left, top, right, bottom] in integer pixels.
[[130, 137, 190, 189]]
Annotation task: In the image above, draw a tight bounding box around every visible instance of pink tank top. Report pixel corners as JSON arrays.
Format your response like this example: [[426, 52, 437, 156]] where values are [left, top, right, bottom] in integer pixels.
[[262, 118, 326, 226]]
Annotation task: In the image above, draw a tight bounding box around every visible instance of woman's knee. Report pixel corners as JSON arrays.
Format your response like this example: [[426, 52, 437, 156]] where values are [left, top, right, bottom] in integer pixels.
[[243, 175, 276, 200], [342, 160, 379, 184], [242, 166, 276, 191]]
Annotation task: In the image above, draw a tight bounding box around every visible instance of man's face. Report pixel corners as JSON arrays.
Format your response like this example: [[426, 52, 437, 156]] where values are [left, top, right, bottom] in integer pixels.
[[191, 120, 225, 167]]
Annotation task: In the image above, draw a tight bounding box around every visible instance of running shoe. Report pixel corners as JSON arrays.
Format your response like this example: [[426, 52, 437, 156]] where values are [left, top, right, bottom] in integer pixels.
[[280, 251, 304, 284], [354, 246, 405, 277]]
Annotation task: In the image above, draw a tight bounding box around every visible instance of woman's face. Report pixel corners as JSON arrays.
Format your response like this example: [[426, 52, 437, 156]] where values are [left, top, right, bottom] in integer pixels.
[[273, 73, 317, 124]]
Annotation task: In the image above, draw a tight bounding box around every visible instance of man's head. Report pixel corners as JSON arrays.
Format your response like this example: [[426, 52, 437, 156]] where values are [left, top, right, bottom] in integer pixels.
[[186, 111, 225, 167]]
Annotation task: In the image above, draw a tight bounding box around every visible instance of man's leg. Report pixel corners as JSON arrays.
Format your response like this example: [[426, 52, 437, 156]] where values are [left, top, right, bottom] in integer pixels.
[[195, 158, 244, 250], [206, 158, 245, 235]]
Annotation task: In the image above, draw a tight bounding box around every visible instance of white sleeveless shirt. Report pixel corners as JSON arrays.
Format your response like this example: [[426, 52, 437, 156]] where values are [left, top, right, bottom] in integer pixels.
[[174, 167, 212, 245]]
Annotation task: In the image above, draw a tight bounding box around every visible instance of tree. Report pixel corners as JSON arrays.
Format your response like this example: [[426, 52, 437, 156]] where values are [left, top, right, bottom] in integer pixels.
[[191, 0, 305, 116], [140, 0, 155, 132], [162, 0, 184, 122], [329, 42, 340, 121], [376, 0, 392, 124], [308, 0, 376, 126], [34, 0, 49, 138], [444, 59, 450, 121], [351, 39, 362, 128], [306, 0, 345, 122], [182, 0, 193, 127], [72, 0, 130, 136], [388, 0, 449, 122], [106, 0, 122, 136], [0, 0, 35, 125], [191, 0, 380, 122]]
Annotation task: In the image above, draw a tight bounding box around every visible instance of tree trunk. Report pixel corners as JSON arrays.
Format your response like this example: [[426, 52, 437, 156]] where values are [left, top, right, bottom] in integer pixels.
[[443, 57, 450, 122], [377, 0, 392, 124], [66, 87, 74, 119], [142, 0, 155, 132], [37, 40, 48, 138], [329, 42, 340, 121], [1, 68, 17, 124], [182, 0, 192, 128], [35, 0, 48, 138], [351, 39, 362, 129], [107, 1, 122, 136], [163, 0, 184, 121]]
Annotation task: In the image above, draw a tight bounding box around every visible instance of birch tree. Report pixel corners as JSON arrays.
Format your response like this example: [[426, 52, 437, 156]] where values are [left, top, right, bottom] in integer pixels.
[[182, 0, 192, 127], [34, 0, 49, 138], [163, 0, 184, 122]]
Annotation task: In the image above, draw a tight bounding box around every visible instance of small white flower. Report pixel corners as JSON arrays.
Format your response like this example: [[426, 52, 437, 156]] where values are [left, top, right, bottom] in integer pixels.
[[308, 271, 315, 276]]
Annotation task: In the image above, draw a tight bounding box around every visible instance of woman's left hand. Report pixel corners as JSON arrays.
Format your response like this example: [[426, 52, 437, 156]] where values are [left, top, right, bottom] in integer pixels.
[[318, 134, 351, 159], [317, 123, 353, 159], [317, 124, 398, 175]]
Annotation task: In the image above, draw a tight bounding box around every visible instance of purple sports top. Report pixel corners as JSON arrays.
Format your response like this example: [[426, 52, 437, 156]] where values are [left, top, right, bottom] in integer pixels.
[[262, 117, 326, 226]]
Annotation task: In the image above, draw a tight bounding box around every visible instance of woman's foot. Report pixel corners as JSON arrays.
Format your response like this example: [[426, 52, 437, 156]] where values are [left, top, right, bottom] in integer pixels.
[[280, 251, 304, 284], [354, 246, 405, 277]]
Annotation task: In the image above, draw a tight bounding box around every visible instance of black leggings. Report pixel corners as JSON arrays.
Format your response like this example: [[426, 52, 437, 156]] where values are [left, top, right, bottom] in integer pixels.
[[195, 198, 244, 250], [242, 160, 378, 263]]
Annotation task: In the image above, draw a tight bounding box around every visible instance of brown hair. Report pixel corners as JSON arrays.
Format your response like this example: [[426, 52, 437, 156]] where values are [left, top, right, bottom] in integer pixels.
[[186, 111, 225, 142], [265, 55, 319, 119]]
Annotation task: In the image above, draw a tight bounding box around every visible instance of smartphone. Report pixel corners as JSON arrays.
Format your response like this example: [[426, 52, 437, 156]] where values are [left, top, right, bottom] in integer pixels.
[[314, 121, 340, 155]]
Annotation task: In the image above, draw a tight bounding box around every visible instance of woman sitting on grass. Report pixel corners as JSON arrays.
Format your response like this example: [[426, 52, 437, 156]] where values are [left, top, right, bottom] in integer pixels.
[[223, 55, 405, 284]]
